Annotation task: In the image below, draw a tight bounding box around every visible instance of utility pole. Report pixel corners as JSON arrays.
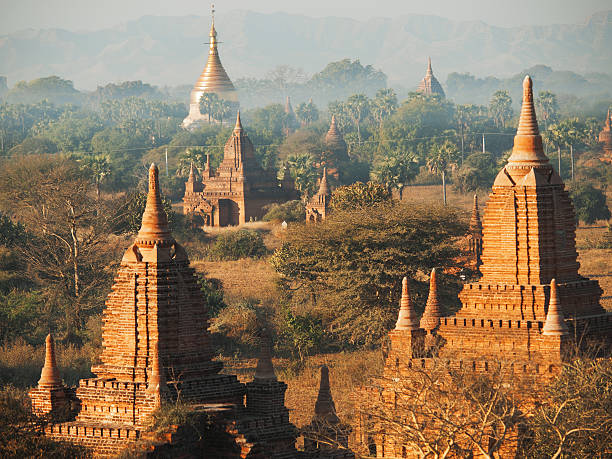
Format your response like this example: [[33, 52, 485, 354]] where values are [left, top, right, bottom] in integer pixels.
[[558, 146, 561, 178], [482, 133, 485, 153], [165, 148, 169, 177]]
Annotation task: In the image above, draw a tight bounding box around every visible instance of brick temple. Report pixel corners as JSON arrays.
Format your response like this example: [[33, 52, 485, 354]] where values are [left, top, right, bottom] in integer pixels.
[[306, 168, 332, 223], [182, 9, 238, 128], [598, 108, 612, 163], [182, 112, 298, 226], [29, 164, 298, 457], [356, 76, 612, 457], [416, 58, 445, 98]]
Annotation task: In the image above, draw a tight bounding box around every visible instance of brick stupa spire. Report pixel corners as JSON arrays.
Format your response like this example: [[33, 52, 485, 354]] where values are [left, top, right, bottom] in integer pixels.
[[394, 277, 420, 331], [314, 365, 339, 423], [420, 268, 442, 332], [542, 279, 569, 336], [29, 334, 70, 416], [254, 334, 277, 381]]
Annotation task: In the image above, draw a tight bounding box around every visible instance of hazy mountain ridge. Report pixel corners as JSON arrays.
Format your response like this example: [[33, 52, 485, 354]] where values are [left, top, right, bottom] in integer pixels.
[[0, 10, 610, 91]]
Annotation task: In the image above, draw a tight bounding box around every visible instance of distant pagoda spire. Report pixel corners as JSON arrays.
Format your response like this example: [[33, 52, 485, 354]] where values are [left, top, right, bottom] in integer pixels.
[[188, 162, 196, 182], [285, 96, 294, 116], [38, 334, 63, 389], [542, 279, 569, 336], [395, 277, 420, 331], [421, 268, 442, 331], [234, 110, 243, 132], [417, 57, 445, 98]]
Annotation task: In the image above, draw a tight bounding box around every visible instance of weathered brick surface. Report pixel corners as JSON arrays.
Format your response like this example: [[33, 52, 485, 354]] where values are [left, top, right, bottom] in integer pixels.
[[306, 168, 331, 223], [31, 164, 298, 457], [355, 76, 612, 458]]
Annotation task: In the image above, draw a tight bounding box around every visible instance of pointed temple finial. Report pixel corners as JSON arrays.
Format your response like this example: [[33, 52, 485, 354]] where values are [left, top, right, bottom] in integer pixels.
[[38, 334, 63, 388], [395, 277, 420, 331], [469, 194, 482, 234], [420, 268, 442, 331], [317, 167, 330, 197], [314, 365, 340, 423], [188, 162, 196, 182], [606, 108, 611, 130], [507, 75, 549, 167], [254, 333, 277, 380], [135, 163, 173, 247], [542, 279, 569, 336], [427, 57, 432, 75], [285, 96, 293, 115], [234, 110, 243, 132], [205, 154, 211, 171]]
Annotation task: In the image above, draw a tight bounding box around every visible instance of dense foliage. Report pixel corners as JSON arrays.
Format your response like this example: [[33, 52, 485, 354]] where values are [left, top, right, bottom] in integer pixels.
[[208, 229, 268, 261], [271, 202, 466, 346]]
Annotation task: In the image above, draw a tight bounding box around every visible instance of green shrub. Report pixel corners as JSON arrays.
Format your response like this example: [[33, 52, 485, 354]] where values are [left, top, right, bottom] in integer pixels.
[[262, 200, 305, 222], [208, 229, 267, 260], [569, 183, 611, 225], [197, 276, 226, 318]]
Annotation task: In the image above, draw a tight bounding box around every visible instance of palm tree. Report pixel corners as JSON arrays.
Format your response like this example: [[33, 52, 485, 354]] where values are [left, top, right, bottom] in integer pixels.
[[286, 153, 319, 200], [371, 149, 418, 200], [345, 94, 371, 145], [177, 149, 206, 177], [199, 92, 219, 123], [489, 90, 513, 129], [296, 100, 319, 126], [427, 140, 459, 205], [535, 91, 559, 132], [372, 89, 398, 130], [83, 154, 111, 199]]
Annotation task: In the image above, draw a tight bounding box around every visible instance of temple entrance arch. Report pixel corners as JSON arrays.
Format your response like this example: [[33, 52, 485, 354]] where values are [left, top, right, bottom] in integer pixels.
[[218, 199, 240, 226]]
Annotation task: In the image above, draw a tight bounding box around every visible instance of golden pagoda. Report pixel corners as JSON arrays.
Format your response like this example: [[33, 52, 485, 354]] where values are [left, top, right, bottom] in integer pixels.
[[183, 7, 238, 128]]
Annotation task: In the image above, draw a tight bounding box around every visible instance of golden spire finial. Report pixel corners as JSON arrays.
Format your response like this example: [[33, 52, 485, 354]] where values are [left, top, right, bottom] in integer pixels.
[[395, 277, 420, 331], [135, 163, 173, 247], [507, 75, 549, 167]]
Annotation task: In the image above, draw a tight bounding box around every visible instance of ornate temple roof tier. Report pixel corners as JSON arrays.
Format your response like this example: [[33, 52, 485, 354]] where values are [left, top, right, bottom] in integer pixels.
[[416, 57, 445, 98]]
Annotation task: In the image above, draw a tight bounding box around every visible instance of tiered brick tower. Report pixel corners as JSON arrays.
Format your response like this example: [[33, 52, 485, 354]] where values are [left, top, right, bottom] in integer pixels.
[[416, 58, 445, 98], [183, 112, 298, 226], [356, 76, 612, 457], [598, 109, 612, 163], [303, 366, 354, 459], [306, 168, 332, 223], [31, 164, 298, 457]]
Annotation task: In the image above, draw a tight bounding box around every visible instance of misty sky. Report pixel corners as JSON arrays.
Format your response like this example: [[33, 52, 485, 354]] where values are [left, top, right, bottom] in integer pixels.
[[0, 0, 610, 34]]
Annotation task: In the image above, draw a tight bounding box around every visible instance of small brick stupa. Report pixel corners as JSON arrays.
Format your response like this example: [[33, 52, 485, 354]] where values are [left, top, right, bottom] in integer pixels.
[[30, 164, 297, 456], [416, 57, 445, 98], [356, 76, 612, 457], [183, 112, 298, 226], [306, 167, 332, 223], [598, 109, 612, 163]]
